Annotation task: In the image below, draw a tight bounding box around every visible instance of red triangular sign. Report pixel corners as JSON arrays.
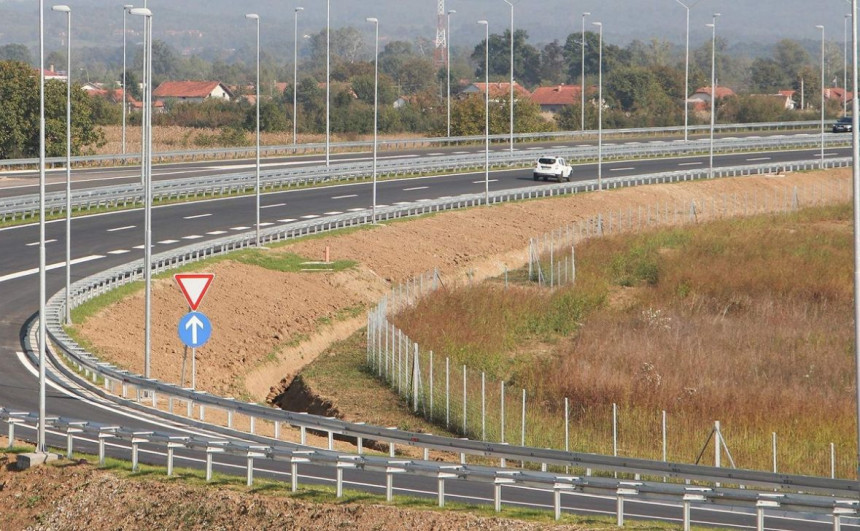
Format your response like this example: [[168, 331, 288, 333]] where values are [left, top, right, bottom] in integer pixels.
[[174, 273, 214, 311]]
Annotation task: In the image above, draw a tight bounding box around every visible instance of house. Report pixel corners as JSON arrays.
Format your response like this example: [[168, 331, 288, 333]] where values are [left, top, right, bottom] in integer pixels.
[[824, 87, 854, 103], [687, 86, 736, 111], [529, 84, 583, 113], [153, 80, 233, 103], [36, 67, 67, 82], [746, 93, 796, 111], [460, 82, 530, 101]]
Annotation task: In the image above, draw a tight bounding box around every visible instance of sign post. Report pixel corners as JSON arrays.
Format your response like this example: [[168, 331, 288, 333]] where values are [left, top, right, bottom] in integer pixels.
[[174, 274, 214, 390]]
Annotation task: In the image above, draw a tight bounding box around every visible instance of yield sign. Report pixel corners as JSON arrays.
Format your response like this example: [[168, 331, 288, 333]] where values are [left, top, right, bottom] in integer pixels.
[[174, 273, 214, 311]]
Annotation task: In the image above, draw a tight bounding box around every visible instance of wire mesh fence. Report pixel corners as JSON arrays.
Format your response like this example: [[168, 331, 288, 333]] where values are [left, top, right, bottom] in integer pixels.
[[366, 175, 855, 477]]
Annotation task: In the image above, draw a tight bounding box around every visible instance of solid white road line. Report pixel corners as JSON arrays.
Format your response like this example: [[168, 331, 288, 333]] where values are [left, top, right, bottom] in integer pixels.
[[26, 239, 57, 247], [403, 186, 429, 191], [0, 254, 104, 283], [107, 225, 136, 232], [182, 214, 211, 220], [261, 203, 286, 209], [332, 194, 358, 199]]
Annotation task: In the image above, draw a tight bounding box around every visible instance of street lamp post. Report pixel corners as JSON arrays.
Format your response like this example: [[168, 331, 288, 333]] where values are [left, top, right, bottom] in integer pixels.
[[367, 17, 379, 224], [674, 0, 701, 142], [849, 0, 860, 485], [122, 4, 132, 156], [246, 14, 261, 246], [580, 12, 590, 131], [818, 24, 825, 170], [593, 21, 603, 191], [503, 0, 514, 153], [447, 9, 455, 139], [325, 0, 330, 167], [52, 5, 72, 325], [706, 13, 720, 178], [130, 6, 152, 379], [294, 7, 303, 145], [37, 0, 47, 454], [845, 14, 851, 116], [478, 20, 489, 205]]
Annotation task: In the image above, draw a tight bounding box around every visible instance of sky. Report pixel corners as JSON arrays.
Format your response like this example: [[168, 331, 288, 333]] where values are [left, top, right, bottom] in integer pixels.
[[0, 0, 856, 54]]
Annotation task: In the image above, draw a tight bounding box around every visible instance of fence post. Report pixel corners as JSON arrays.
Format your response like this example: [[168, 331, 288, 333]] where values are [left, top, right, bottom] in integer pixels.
[[501, 381, 506, 443], [613, 403, 618, 458], [412, 344, 419, 413], [463, 365, 467, 435], [564, 397, 570, 474], [481, 372, 486, 440], [521, 389, 526, 450], [429, 350, 434, 421], [772, 432, 777, 473], [445, 357, 450, 429], [831, 442, 836, 479]]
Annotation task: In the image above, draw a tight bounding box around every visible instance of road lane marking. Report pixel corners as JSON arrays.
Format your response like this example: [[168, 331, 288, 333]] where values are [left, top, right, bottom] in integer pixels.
[[158, 239, 180, 244], [472, 179, 499, 183], [347, 208, 366, 212], [453, 151, 469, 154], [261, 203, 286, 209], [428, 152, 444, 156], [182, 214, 211, 220], [301, 214, 320, 219], [133, 245, 146, 249], [610, 167, 636, 172], [0, 255, 104, 283], [747, 157, 772, 161], [324, 211, 343, 215], [26, 239, 57, 247], [108, 249, 130, 255], [230, 226, 251, 230], [182, 235, 203, 240], [277, 218, 297, 223], [259, 222, 274, 227], [107, 225, 136, 232], [332, 194, 358, 199], [678, 162, 702, 166], [403, 186, 429, 191], [206, 230, 228, 235]]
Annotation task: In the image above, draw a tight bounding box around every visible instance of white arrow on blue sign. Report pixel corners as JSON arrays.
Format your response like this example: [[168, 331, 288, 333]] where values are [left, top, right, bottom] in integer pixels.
[[178, 311, 212, 348]]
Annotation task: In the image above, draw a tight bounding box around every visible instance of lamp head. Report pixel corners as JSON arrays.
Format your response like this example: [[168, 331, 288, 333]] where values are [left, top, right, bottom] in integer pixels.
[[448, 9, 456, 15], [246, 14, 259, 20], [296, 7, 304, 12], [130, 7, 151, 17], [592, 21, 602, 27], [52, 5, 71, 12], [477, 20, 488, 25], [366, 17, 378, 23], [123, 4, 133, 9], [583, 11, 591, 16]]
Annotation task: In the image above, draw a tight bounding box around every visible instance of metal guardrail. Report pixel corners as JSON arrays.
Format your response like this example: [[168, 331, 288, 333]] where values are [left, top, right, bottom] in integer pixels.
[[0, 120, 823, 169], [35, 156, 858, 504], [0, 133, 849, 223], [2, 407, 858, 526]]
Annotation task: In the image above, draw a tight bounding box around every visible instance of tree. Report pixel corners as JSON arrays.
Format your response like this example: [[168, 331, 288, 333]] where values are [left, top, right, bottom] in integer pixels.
[[0, 60, 103, 158], [306, 27, 365, 66], [750, 58, 787, 93], [471, 29, 541, 87], [563, 31, 628, 84], [0, 44, 32, 65], [539, 40, 566, 86]]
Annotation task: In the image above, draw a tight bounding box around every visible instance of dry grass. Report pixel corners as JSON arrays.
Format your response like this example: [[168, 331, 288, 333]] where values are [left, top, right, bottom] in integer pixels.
[[392, 204, 856, 476]]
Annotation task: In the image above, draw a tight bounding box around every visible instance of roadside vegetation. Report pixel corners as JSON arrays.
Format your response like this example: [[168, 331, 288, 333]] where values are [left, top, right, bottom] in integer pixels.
[[382, 204, 854, 477]]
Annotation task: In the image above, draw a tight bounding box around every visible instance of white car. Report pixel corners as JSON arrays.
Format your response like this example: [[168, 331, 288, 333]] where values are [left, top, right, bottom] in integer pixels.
[[533, 156, 572, 182]]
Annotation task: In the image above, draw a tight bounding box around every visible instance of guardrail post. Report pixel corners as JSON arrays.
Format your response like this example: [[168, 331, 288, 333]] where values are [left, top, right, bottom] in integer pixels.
[[274, 421, 280, 440], [300, 425, 306, 445], [131, 440, 140, 472], [437, 477, 446, 507], [7, 421, 15, 448], [65, 427, 82, 459], [682, 492, 707, 531], [246, 454, 254, 487], [98, 432, 110, 465], [386, 469, 395, 501], [756, 499, 779, 531], [328, 431, 334, 451], [250, 416, 255, 434]]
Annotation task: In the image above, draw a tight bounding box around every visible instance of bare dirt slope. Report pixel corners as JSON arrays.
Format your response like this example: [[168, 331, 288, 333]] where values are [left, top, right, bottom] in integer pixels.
[[76, 170, 849, 404]]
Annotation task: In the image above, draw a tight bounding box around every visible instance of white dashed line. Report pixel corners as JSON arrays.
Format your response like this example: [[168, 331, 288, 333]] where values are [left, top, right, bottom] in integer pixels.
[[324, 211, 343, 215], [261, 203, 286, 209], [158, 239, 180, 244], [108, 249, 130, 255], [182, 235, 203, 240], [417, 198, 432, 202], [610, 167, 636, 172], [428, 152, 444, 156], [0, 255, 105, 283], [332, 194, 358, 199], [230, 226, 251, 231], [182, 214, 211, 220], [107, 225, 136, 232], [133, 245, 146, 249], [301, 215, 320, 219], [403, 186, 429, 191], [259, 222, 274, 227], [394, 201, 411, 205], [206, 231, 228, 235], [472, 179, 499, 184], [453, 151, 469, 154], [347, 208, 366, 212], [678, 162, 702, 166], [747, 157, 771, 161], [26, 239, 57, 247], [277, 218, 297, 223]]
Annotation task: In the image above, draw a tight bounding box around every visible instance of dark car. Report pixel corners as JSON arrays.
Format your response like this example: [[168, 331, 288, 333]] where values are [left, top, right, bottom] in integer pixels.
[[832, 116, 853, 133]]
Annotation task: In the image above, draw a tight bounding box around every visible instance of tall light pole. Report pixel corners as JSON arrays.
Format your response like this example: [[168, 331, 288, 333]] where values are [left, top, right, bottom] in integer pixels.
[[580, 12, 590, 131], [122, 4, 132, 156], [446, 9, 455, 139], [845, 14, 851, 116], [503, 0, 514, 152], [478, 20, 489, 205], [131, 6, 152, 379], [246, 14, 261, 246], [817, 24, 825, 170], [367, 17, 379, 224], [293, 7, 303, 145], [673, 0, 701, 142], [706, 13, 720, 178], [325, 0, 330, 167], [593, 21, 603, 191], [37, 0, 47, 455], [53, 4, 72, 326], [849, 0, 860, 485]]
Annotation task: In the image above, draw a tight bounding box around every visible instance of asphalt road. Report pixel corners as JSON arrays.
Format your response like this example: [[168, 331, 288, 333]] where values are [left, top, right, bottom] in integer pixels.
[[0, 145, 855, 529]]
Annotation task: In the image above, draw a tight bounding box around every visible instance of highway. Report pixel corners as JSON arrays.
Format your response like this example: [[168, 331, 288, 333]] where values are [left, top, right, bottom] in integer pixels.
[[0, 141, 856, 529]]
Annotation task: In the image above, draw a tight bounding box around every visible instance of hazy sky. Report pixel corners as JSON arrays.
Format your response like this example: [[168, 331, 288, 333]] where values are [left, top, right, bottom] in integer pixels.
[[0, 0, 857, 51]]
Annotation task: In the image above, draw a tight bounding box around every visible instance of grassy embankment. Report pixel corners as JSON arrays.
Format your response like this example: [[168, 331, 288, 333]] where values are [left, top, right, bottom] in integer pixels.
[[356, 204, 855, 477]]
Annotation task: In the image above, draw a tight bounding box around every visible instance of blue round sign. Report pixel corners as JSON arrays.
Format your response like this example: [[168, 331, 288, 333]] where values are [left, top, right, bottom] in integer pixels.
[[178, 311, 212, 348]]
